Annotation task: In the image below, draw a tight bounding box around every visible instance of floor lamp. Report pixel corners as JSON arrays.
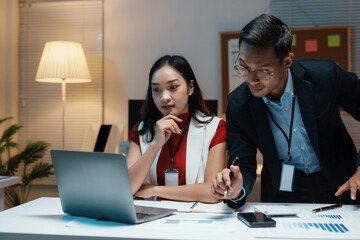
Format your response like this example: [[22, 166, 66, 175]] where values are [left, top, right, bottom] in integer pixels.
[[35, 41, 91, 150]]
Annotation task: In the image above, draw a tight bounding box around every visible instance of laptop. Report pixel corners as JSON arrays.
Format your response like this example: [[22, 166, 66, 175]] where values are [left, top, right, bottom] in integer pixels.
[[51, 150, 176, 224]]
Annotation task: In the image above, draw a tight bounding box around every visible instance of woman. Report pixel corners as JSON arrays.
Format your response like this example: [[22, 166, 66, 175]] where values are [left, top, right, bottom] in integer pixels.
[[127, 55, 226, 203]]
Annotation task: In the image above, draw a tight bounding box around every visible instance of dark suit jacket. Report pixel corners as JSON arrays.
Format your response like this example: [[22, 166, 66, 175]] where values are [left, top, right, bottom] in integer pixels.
[[226, 59, 360, 208]]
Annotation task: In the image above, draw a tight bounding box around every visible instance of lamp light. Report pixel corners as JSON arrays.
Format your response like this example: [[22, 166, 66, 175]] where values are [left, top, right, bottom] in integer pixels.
[[36, 41, 91, 150]]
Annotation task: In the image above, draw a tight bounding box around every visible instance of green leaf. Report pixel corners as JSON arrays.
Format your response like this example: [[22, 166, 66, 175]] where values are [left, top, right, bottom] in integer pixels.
[[0, 142, 18, 154], [4, 185, 21, 207], [0, 124, 22, 155], [0, 164, 6, 175], [22, 162, 53, 186], [0, 124, 22, 143], [0, 117, 13, 125], [20, 141, 50, 166], [6, 153, 22, 175]]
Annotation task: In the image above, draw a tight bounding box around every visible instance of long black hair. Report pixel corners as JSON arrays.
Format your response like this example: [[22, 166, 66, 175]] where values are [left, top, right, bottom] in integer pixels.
[[135, 55, 212, 142]]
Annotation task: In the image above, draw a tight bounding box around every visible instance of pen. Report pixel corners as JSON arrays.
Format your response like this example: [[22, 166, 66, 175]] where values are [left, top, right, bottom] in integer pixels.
[[224, 157, 239, 198], [312, 203, 342, 213], [190, 201, 198, 209]]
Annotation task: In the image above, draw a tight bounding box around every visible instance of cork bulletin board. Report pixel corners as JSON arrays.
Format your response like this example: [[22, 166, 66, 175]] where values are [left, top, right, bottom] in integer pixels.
[[220, 26, 351, 114], [290, 26, 351, 71]]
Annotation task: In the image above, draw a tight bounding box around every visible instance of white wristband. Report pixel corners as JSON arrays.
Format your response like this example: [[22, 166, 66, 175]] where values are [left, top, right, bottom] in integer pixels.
[[229, 187, 246, 203]]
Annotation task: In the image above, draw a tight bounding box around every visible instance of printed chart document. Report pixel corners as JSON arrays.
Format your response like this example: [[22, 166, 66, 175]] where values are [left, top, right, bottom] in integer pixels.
[[134, 211, 241, 239], [250, 204, 360, 239]]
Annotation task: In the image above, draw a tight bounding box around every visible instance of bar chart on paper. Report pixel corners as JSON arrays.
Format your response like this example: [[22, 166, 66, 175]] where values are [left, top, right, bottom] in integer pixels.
[[282, 221, 349, 234], [165, 219, 214, 224], [313, 214, 342, 219], [260, 208, 360, 239], [162, 213, 229, 227], [269, 212, 360, 239], [136, 212, 239, 240]]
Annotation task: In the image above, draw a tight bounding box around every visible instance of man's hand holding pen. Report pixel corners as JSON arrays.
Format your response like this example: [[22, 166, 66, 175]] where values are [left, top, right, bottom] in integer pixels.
[[211, 160, 244, 200]]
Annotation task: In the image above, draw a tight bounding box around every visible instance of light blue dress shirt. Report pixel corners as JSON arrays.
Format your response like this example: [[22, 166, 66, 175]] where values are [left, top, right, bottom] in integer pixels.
[[262, 69, 321, 174]]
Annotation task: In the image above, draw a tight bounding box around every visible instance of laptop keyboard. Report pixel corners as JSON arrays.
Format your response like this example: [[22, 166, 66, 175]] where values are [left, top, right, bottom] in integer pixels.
[[136, 212, 157, 218], [136, 212, 159, 222]]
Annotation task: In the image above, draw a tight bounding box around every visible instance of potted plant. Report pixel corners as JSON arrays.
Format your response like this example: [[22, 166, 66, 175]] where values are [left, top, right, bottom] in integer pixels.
[[0, 117, 53, 207]]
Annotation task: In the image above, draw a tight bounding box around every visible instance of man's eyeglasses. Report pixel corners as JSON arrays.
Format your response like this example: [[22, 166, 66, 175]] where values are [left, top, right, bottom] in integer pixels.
[[233, 55, 280, 81]]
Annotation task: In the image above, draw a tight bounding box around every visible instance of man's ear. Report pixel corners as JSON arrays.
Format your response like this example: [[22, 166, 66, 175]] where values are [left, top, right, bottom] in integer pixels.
[[283, 52, 294, 70], [188, 80, 194, 96]]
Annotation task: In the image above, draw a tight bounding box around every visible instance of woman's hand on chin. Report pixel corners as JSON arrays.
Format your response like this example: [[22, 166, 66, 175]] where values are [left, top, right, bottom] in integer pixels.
[[151, 115, 183, 147]]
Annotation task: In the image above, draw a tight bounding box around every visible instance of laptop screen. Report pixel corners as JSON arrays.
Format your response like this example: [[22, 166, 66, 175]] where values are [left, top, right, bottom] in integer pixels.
[[51, 150, 175, 224]]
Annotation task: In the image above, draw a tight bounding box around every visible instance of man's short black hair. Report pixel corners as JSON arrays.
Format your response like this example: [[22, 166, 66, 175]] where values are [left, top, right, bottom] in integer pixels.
[[239, 14, 293, 60]]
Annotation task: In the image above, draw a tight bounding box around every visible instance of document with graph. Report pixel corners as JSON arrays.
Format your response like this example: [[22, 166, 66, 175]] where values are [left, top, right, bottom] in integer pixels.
[[253, 204, 360, 239]]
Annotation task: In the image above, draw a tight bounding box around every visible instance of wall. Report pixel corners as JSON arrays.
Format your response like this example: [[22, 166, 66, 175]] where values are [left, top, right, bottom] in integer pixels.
[[104, 0, 269, 137], [0, 0, 18, 126]]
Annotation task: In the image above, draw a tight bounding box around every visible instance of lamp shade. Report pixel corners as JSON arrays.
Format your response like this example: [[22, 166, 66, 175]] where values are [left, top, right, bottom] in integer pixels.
[[36, 41, 91, 83]]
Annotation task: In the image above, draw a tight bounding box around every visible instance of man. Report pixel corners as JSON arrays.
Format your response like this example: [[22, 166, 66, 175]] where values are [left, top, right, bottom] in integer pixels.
[[211, 14, 360, 208]]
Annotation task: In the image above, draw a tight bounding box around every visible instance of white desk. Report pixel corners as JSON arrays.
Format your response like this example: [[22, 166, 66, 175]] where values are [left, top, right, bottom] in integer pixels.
[[0, 197, 360, 240], [0, 176, 20, 211]]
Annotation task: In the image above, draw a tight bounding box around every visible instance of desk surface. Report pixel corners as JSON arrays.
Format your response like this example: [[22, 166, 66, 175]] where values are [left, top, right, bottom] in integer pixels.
[[0, 197, 360, 240]]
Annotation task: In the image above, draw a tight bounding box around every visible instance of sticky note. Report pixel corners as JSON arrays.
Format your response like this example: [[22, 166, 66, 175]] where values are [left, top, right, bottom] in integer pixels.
[[328, 34, 340, 47], [292, 34, 296, 46], [165, 219, 181, 224], [305, 40, 318, 52], [198, 220, 213, 224]]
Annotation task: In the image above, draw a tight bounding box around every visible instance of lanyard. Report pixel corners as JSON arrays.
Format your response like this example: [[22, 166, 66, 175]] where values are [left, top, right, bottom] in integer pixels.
[[168, 117, 190, 170], [266, 89, 296, 163]]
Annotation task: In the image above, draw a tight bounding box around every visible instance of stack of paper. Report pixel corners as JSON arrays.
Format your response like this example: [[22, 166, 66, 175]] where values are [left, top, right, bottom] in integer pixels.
[[134, 200, 234, 214], [254, 205, 299, 217], [189, 202, 235, 214]]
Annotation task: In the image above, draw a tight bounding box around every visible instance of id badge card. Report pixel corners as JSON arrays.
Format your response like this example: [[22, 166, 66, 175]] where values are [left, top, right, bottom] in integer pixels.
[[279, 162, 295, 192], [165, 168, 179, 186]]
